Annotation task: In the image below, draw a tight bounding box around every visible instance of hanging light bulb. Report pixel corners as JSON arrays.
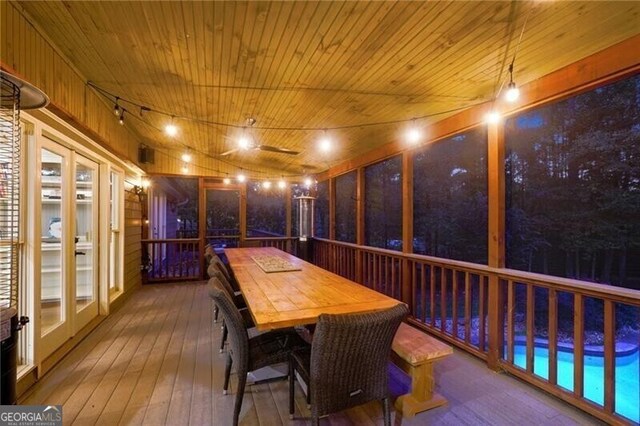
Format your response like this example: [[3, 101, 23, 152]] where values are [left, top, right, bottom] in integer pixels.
[[318, 130, 332, 153], [113, 97, 121, 116], [485, 110, 501, 124], [278, 179, 287, 189], [237, 172, 246, 183], [304, 177, 313, 188], [118, 111, 125, 126], [505, 64, 520, 103], [181, 164, 189, 174], [223, 177, 231, 185], [165, 116, 178, 137], [262, 180, 272, 189], [405, 119, 422, 144], [181, 153, 192, 163]]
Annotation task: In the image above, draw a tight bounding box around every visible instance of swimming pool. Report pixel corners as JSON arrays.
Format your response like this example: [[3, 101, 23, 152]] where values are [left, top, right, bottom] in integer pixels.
[[512, 345, 639, 423]]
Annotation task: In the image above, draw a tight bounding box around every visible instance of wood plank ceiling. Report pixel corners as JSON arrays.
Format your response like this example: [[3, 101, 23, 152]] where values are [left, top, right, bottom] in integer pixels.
[[17, 1, 640, 179]]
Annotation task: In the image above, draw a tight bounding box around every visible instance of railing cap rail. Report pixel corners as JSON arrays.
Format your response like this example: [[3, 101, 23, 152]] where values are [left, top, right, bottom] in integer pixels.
[[141, 238, 200, 243]]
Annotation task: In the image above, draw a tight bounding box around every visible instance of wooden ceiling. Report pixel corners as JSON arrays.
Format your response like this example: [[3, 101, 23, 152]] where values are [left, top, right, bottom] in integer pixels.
[[18, 1, 640, 178]]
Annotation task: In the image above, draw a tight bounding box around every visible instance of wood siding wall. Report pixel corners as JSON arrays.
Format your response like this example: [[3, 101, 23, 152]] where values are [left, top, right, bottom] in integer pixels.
[[0, 1, 142, 164], [124, 186, 142, 294]]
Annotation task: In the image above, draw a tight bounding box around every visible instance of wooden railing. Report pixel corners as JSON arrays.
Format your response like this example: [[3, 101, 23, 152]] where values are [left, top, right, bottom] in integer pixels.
[[142, 238, 200, 282], [311, 238, 640, 425], [244, 237, 301, 257]]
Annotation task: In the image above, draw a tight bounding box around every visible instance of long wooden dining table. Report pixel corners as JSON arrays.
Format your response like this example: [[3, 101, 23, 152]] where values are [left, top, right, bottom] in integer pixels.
[[224, 246, 402, 331]]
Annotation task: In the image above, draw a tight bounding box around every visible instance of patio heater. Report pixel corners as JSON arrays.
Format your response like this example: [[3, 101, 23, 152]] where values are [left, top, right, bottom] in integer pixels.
[[0, 71, 48, 404], [294, 195, 315, 260]]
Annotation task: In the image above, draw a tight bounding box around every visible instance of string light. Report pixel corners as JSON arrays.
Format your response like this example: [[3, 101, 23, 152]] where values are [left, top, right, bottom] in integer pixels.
[[485, 111, 501, 124], [237, 172, 246, 183], [405, 119, 422, 144], [304, 177, 313, 188], [262, 180, 272, 189], [119, 111, 125, 126], [318, 130, 332, 153], [165, 116, 178, 137], [181, 153, 192, 163], [113, 97, 121, 116], [278, 179, 287, 189], [223, 177, 231, 185], [505, 64, 520, 103], [181, 164, 189, 174]]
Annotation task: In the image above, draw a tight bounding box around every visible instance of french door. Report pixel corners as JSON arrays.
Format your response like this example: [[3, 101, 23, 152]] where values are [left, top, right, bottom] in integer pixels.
[[38, 137, 99, 358]]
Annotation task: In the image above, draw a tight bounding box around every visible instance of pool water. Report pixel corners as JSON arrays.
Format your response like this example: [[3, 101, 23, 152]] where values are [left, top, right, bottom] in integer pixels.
[[512, 345, 639, 423]]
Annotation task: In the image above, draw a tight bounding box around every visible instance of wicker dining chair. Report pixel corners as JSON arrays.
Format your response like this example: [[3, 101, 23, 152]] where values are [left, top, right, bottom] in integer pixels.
[[288, 303, 408, 426], [206, 277, 255, 353], [209, 282, 307, 426], [210, 254, 240, 291]]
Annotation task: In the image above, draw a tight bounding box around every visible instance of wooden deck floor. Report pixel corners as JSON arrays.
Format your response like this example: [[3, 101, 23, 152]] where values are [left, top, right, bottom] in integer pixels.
[[20, 282, 602, 425]]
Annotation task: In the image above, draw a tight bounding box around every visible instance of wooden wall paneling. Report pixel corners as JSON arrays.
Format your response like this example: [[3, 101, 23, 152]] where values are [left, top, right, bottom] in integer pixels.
[[124, 187, 142, 293]]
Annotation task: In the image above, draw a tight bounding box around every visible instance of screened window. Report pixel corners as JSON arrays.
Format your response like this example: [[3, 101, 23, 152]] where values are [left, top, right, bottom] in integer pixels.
[[335, 172, 357, 243], [505, 74, 640, 289], [314, 180, 329, 238], [413, 128, 488, 263], [365, 156, 402, 250], [246, 181, 286, 237]]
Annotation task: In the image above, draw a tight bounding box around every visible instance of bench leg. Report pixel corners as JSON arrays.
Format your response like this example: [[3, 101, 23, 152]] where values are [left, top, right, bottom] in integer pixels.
[[395, 361, 447, 418]]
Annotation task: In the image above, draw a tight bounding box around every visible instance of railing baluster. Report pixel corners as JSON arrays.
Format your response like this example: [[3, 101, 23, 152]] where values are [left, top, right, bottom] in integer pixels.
[[465, 271, 471, 345], [603, 299, 615, 413], [548, 288, 558, 385], [421, 263, 427, 323], [479, 276, 486, 351], [452, 270, 458, 339], [507, 280, 515, 364], [391, 257, 396, 299], [430, 265, 436, 326], [441, 268, 447, 333], [526, 284, 535, 374], [574, 293, 584, 398]]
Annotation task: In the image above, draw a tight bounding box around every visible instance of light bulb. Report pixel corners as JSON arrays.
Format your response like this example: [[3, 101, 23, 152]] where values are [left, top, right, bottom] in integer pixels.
[[165, 123, 178, 137], [223, 177, 231, 185], [405, 127, 422, 144], [505, 83, 520, 103], [114, 104, 121, 116], [181, 165, 189, 174], [238, 136, 251, 150], [319, 136, 332, 153], [118, 112, 125, 125], [181, 153, 192, 163], [278, 179, 286, 189], [304, 177, 313, 188], [485, 111, 501, 124], [262, 181, 272, 189], [141, 179, 150, 189], [237, 173, 246, 183]]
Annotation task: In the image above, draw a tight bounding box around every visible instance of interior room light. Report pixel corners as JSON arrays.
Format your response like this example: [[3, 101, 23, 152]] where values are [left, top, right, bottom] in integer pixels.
[[223, 177, 231, 185], [237, 173, 246, 183], [485, 111, 501, 124], [181, 153, 192, 163], [165, 117, 178, 137], [278, 179, 287, 189], [140, 179, 150, 189], [262, 180, 272, 189]]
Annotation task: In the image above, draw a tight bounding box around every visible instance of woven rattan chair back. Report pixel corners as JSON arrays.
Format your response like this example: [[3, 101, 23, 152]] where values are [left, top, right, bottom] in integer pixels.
[[208, 280, 248, 371], [310, 303, 408, 420], [210, 254, 232, 282]]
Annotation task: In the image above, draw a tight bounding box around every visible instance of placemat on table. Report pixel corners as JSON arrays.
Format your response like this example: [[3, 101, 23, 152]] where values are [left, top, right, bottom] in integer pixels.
[[251, 255, 302, 273]]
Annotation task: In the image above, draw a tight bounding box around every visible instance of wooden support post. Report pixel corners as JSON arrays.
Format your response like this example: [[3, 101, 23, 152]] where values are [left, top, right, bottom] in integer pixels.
[[402, 152, 414, 307], [487, 120, 505, 370], [329, 177, 336, 240], [198, 177, 206, 279], [355, 167, 365, 283]]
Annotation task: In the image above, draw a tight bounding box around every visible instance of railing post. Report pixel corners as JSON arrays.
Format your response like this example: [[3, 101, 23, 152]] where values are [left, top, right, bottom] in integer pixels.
[[487, 119, 506, 370], [355, 167, 365, 283], [402, 152, 414, 307]]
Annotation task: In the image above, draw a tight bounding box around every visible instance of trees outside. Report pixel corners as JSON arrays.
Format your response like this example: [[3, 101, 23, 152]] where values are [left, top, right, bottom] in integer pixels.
[[315, 180, 329, 238], [506, 74, 640, 292], [413, 128, 488, 263], [335, 172, 357, 243], [365, 156, 402, 250], [246, 181, 286, 237]]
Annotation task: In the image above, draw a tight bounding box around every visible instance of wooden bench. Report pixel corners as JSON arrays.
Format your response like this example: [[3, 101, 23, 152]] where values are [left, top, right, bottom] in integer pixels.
[[391, 322, 453, 418]]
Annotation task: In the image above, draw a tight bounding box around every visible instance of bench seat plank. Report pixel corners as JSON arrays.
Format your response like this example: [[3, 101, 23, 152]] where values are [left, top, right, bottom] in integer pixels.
[[392, 323, 453, 365]]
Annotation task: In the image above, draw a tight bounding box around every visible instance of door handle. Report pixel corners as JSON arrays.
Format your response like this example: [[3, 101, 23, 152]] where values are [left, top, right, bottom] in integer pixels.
[[75, 250, 86, 256]]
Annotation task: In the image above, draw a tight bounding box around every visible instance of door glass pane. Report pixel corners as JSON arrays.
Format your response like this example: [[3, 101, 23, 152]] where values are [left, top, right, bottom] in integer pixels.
[[75, 162, 95, 311], [206, 189, 239, 248], [41, 148, 64, 335]]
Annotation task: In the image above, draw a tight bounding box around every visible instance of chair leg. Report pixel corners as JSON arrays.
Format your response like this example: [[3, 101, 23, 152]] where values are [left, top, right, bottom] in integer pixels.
[[311, 415, 319, 426], [288, 358, 295, 419], [213, 304, 219, 323], [223, 354, 232, 395], [233, 369, 247, 426], [382, 397, 391, 426], [220, 323, 228, 353]]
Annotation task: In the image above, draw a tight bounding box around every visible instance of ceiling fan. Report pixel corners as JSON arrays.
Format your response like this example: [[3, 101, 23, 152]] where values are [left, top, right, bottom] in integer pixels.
[[220, 118, 300, 157]]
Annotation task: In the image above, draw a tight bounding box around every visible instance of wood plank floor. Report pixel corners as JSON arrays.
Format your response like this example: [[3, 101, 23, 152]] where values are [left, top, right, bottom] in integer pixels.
[[20, 282, 602, 426]]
